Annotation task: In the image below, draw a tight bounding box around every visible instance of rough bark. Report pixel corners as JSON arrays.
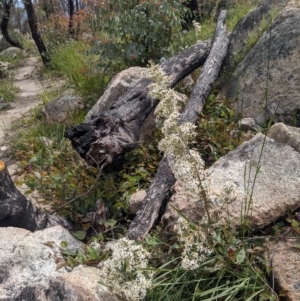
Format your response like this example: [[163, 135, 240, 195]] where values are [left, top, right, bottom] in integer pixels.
[[22, 0, 50, 66], [65, 39, 212, 167], [68, 0, 75, 37], [1, 0, 23, 49], [127, 10, 229, 240], [0, 160, 71, 231]]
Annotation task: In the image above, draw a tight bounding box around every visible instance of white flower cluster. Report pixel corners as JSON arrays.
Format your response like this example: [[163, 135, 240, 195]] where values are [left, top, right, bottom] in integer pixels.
[[148, 63, 218, 270], [98, 238, 154, 301], [172, 150, 206, 199], [148, 62, 188, 120], [149, 64, 207, 201], [177, 217, 214, 270], [192, 20, 202, 36]]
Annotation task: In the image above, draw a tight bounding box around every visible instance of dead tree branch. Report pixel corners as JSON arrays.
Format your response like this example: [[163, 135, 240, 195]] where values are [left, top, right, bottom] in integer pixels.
[[127, 10, 229, 240], [65, 40, 212, 166]]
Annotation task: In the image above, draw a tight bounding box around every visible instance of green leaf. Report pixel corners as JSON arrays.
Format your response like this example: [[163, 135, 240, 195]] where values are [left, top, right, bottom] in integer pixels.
[[72, 231, 86, 240], [286, 216, 294, 223], [67, 255, 76, 267], [235, 248, 245, 264], [52, 175, 61, 181], [60, 249, 77, 256], [77, 253, 87, 264], [105, 219, 117, 227], [291, 220, 298, 228], [87, 246, 99, 259], [34, 171, 41, 179], [60, 241, 68, 248], [29, 156, 38, 163]]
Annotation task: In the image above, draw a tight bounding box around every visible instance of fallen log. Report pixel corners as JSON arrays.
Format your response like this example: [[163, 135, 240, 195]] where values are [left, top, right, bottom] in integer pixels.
[[65, 40, 212, 166], [127, 10, 229, 240], [0, 160, 71, 231]]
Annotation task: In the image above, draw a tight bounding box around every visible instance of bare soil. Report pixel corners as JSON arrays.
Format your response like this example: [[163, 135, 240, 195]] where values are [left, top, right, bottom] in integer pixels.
[[0, 55, 63, 209], [0, 56, 44, 143]]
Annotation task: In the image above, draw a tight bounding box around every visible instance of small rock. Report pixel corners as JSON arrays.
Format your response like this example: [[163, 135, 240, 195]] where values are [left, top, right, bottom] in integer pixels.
[[268, 122, 300, 153], [43, 93, 84, 123], [265, 239, 300, 301], [0, 102, 10, 111], [162, 182, 202, 232], [238, 118, 262, 132], [128, 190, 146, 214], [0, 47, 22, 58], [7, 163, 17, 176], [0, 61, 9, 71], [182, 75, 194, 92]]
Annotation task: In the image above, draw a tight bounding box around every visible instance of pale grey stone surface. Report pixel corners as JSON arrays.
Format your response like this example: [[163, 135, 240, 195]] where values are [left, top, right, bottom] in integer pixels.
[[239, 117, 262, 132], [165, 132, 300, 299], [268, 122, 300, 153], [0, 226, 122, 301], [167, 133, 300, 230], [0, 47, 22, 58], [128, 189, 147, 214], [43, 93, 84, 123], [221, 8, 300, 125], [222, 0, 288, 71], [265, 239, 300, 301], [206, 133, 300, 228]]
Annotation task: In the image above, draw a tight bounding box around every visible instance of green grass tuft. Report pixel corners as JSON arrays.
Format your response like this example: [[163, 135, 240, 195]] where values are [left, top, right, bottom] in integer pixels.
[[50, 40, 110, 100], [0, 77, 20, 102]]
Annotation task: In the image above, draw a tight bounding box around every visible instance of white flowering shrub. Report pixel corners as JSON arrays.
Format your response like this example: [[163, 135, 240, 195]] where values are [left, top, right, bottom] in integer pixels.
[[148, 63, 219, 270], [149, 64, 212, 203], [177, 217, 215, 270], [98, 238, 154, 301]]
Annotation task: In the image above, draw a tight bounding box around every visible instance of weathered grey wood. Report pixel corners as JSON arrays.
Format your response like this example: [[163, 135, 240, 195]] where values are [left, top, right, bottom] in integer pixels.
[[65, 40, 212, 166], [127, 10, 229, 240], [181, 10, 228, 124], [0, 160, 71, 231]]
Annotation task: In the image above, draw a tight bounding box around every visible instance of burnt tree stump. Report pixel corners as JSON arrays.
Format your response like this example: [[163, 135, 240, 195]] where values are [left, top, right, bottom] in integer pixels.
[[0, 160, 71, 231]]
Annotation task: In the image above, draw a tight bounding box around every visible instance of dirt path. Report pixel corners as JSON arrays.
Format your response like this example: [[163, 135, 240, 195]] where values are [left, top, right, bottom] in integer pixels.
[[0, 56, 44, 143], [0, 55, 64, 208]]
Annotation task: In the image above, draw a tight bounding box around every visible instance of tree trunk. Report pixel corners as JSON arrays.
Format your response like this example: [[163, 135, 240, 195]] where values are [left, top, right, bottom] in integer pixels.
[[68, 0, 75, 37], [75, 0, 80, 36], [22, 0, 50, 66], [65, 39, 212, 167], [0, 160, 71, 231], [127, 10, 229, 240], [1, 0, 23, 49], [182, 0, 200, 31]]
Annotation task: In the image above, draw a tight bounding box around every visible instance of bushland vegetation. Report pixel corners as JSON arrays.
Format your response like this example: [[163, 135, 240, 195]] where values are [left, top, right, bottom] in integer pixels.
[[0, 0, 286, 300]]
